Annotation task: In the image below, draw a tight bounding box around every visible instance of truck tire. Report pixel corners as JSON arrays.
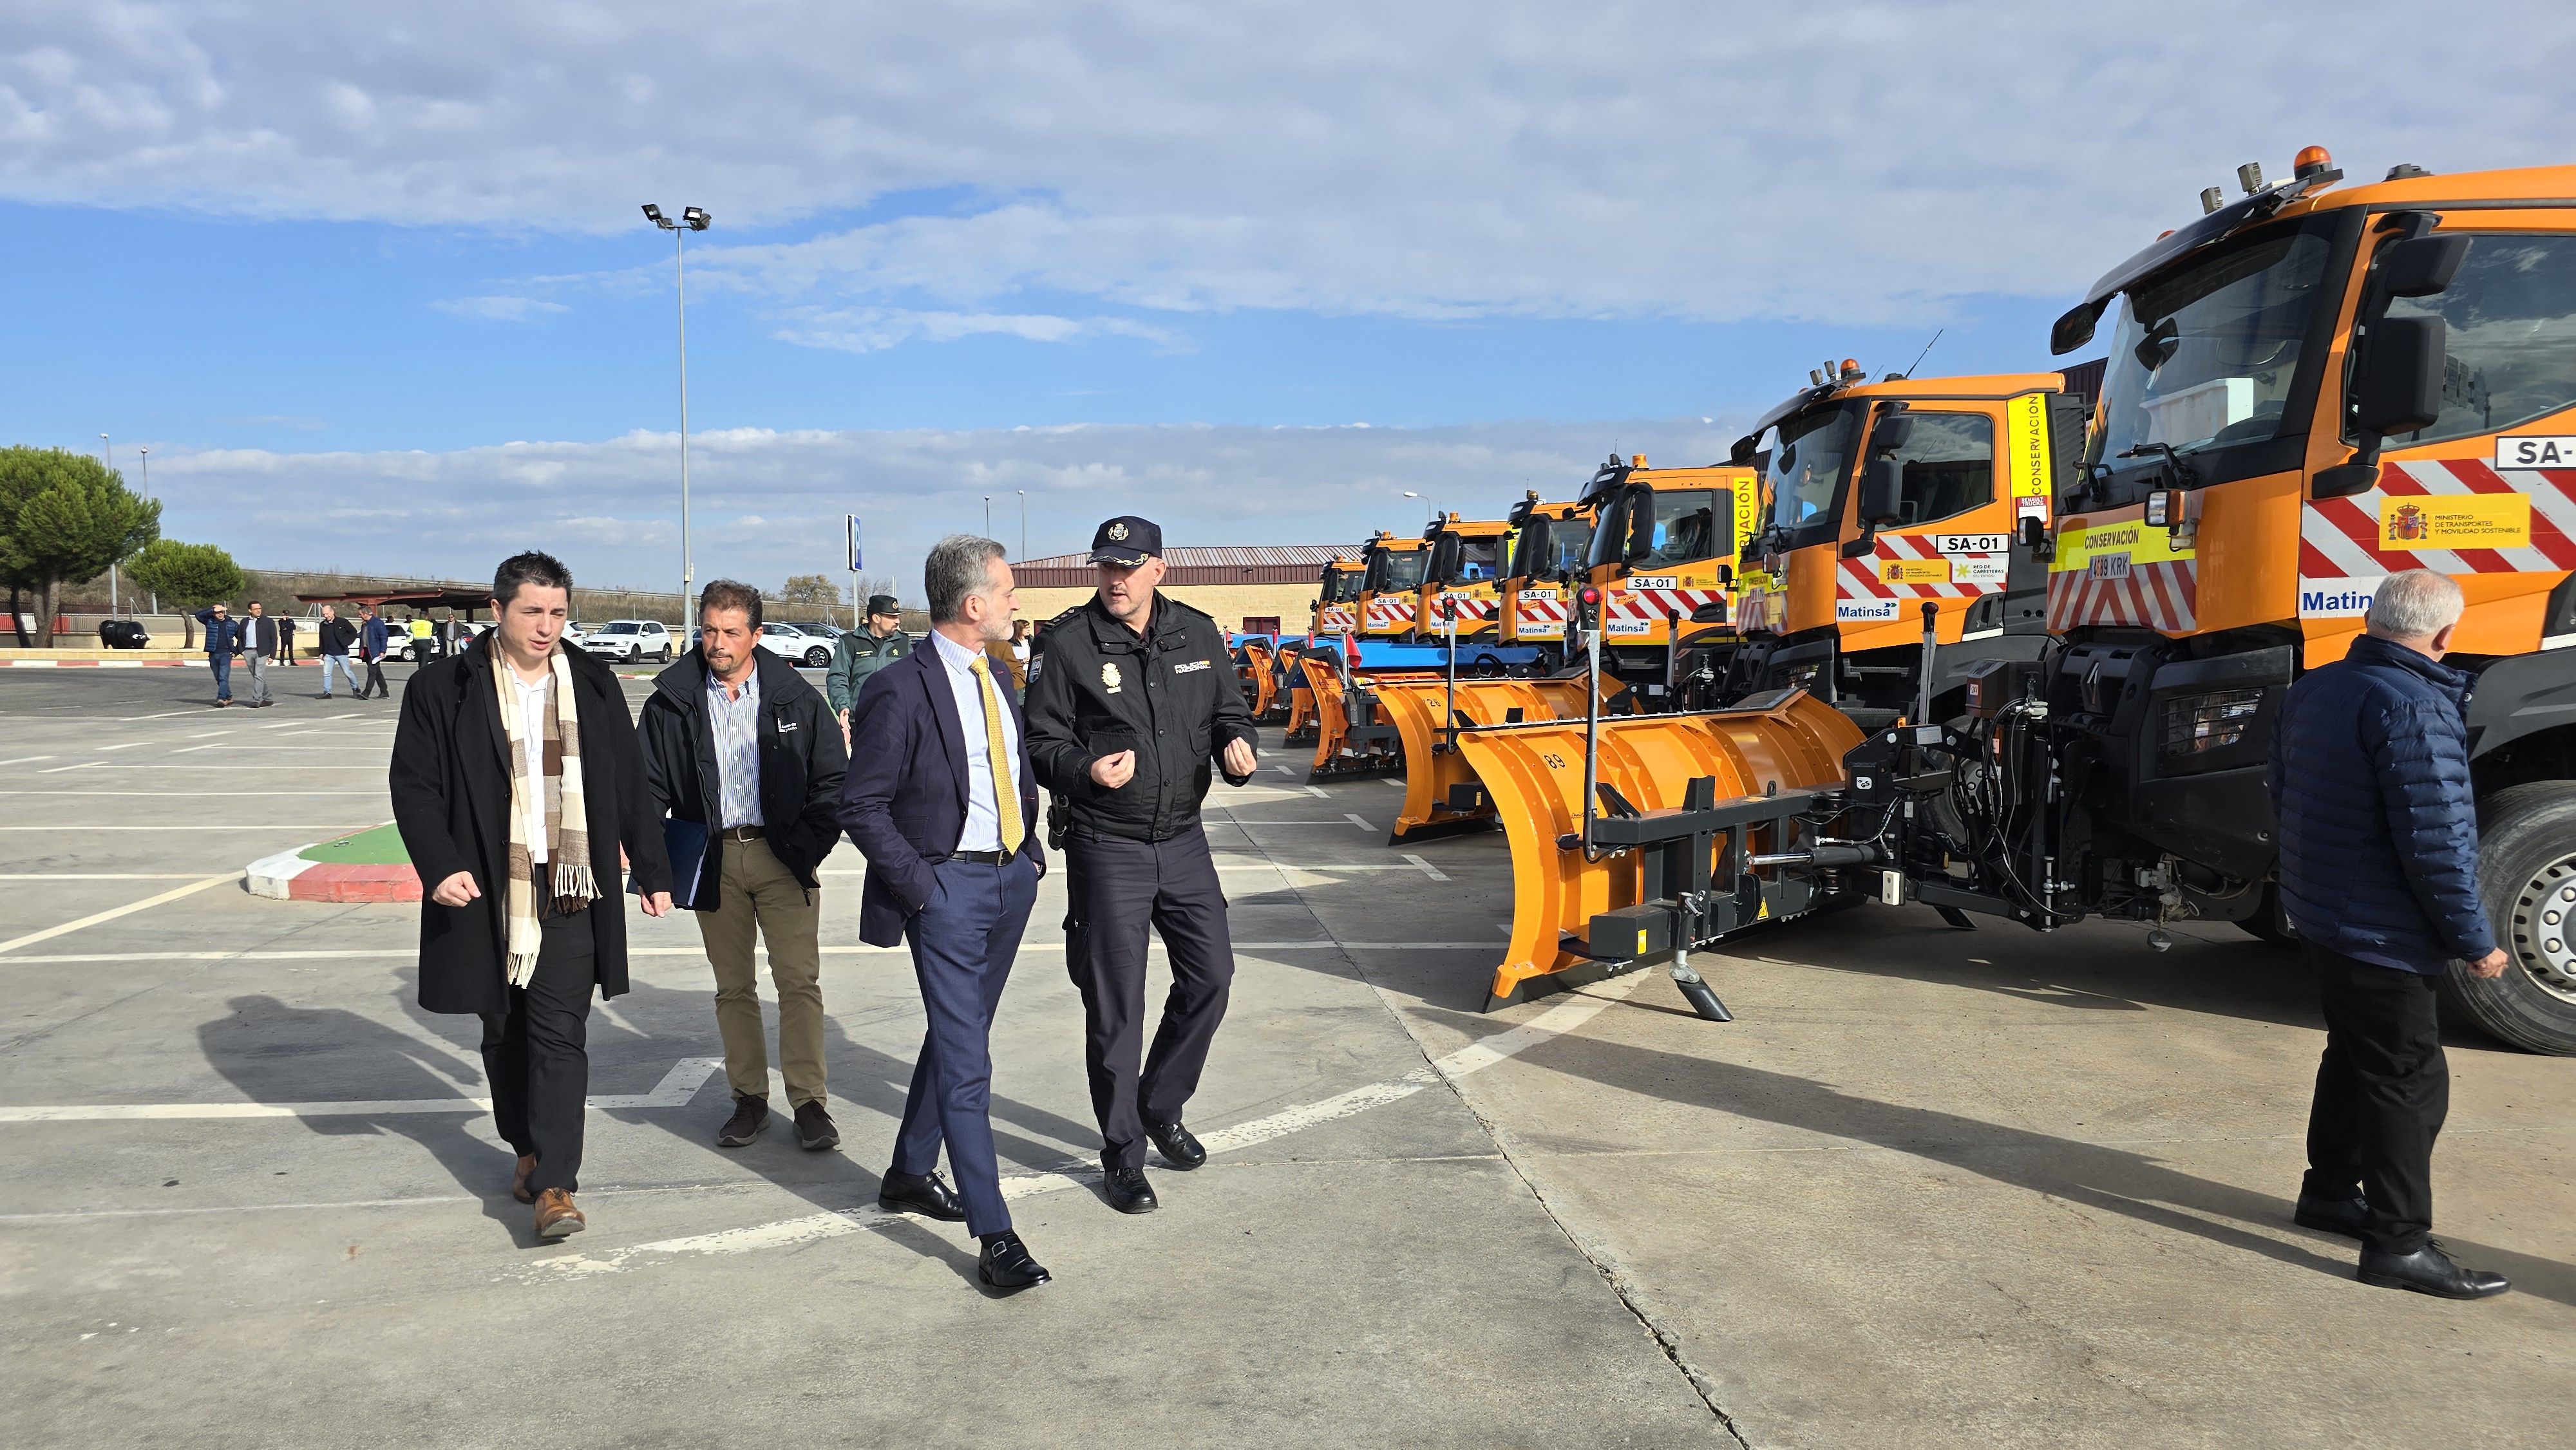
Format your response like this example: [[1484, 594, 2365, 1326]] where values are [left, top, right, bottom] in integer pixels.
[[2235, 882, 2295, 947], [2447, 781, 2576, 1055]]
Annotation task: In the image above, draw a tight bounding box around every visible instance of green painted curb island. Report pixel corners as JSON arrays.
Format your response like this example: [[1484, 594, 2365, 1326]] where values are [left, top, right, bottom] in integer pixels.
[[298, 823, 412, 866]]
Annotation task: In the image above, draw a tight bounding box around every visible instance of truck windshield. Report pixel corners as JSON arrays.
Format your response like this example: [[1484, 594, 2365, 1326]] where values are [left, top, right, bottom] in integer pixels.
[[1766, 401, 1864, 549], [2090, 220, 2336, 475], [1325, 570, 1363, 602], [1442, 536, 1500, 584], [1365, 549, 1426, 592]]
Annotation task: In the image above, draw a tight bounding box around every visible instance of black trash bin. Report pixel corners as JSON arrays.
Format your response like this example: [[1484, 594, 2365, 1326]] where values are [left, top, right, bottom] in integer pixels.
[[99, 619, 151, 650]]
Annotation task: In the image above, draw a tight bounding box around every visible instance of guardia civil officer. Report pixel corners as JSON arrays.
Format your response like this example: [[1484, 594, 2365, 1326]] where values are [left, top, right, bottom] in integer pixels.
[[1025, 516, 1258, 1213], [826, 594, 913, 749]]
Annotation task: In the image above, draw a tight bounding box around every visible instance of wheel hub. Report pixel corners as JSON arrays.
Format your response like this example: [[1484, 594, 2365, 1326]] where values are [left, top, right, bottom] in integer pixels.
[[2509, 855, 2576, 1001]]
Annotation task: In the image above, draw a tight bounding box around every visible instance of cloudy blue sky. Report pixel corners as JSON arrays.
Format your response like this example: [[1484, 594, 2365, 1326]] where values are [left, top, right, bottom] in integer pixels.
[[4, 1, 2570, 600]]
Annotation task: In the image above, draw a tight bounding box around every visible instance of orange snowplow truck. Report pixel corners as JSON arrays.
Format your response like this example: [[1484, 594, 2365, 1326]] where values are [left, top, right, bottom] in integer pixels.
[[1496, 490, 1595, 670], [1726, 366, 2083, 726], [1859, 149, 2576, 1055], [1577, 454, 1759, 707], [1310, 556, 1365, 641], [1413, 513, 1513, 644], [1355, 529, 1430, 642]]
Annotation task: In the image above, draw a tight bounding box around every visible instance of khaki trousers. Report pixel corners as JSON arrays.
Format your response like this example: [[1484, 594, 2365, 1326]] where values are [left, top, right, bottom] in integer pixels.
[[696, 835, 827, 1107]]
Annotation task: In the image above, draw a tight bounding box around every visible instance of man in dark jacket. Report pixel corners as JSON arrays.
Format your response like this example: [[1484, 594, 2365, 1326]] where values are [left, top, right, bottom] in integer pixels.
[[193, 603, 242, 706], [358, 605, 392, 700], [235, 601, 278, 708], [315, 605, 359, 699], [2270, 568, 2509, 1299], [638, 579, 850, 1152], [1024, 516, 1258, 1213], [826, 594, 912, 747], [389, 551, 673, 1241]]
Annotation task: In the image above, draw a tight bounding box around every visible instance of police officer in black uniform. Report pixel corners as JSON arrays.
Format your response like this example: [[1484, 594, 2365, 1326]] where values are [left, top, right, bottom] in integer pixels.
[[1026, 516, 1258, 1214]]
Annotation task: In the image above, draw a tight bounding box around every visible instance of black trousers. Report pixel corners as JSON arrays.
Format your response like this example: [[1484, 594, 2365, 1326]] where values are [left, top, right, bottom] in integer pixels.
[[2301, 943, 2448, 1254], [1065, 827, 1235, 1170], [480, 909, 598, 1196], [361, 657, 389, 697]]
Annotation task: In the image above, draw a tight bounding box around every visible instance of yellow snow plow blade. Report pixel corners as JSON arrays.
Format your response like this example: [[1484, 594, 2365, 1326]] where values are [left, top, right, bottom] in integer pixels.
[[1300, 655, 1438, 780], [1372, 675, 1627, 843], [1454, 690, 1864, 1008]]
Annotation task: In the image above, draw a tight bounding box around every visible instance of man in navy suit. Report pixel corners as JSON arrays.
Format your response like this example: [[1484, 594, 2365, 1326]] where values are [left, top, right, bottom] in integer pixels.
[[838, 534, 1052, 1294]]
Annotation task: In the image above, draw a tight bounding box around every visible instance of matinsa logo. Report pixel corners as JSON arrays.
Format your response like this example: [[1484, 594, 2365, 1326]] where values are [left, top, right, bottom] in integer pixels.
[[1836, 599, 1902, 622], [2298, 576, 2382, 617]]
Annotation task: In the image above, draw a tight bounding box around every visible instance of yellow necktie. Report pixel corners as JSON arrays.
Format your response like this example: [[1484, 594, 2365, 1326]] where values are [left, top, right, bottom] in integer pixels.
[[970, 655, 1024, 852]]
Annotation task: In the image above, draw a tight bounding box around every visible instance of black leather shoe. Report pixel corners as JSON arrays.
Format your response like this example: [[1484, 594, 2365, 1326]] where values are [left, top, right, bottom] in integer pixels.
[[978, 1232, 1050, 1292], [2293, 1195, 2370, 1240], [1103, 1165, 1159, 1214], [1148, 1119, 1206, 1171], [793, 1100, 840, 1152], [716, 1095, 768, 1147], [878, 1169, 967, 1221], [2358, 1243, 2511, 1299]]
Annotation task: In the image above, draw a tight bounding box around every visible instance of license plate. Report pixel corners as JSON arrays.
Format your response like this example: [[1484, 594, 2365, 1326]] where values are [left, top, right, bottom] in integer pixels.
[[1627, 576, 1680, 590]]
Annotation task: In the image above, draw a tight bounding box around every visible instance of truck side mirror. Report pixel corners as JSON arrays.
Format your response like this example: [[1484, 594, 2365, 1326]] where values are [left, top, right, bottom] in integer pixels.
[[1859, 457, 1904, 526], [1871, 414, 1916, 453], [2378, 234, 2470, 299], [1714, 563, 1735, 587], [2351, 314, 2448, 438]]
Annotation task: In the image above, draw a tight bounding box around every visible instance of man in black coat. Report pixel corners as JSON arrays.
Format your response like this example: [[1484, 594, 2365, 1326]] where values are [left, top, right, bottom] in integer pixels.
[[2270, 568, 2509, 1299], [315, 604, 361, 700], [1024, 516, 1258, 1214], [389, 551, 673, 1241], [638, 579, 849, 1153]]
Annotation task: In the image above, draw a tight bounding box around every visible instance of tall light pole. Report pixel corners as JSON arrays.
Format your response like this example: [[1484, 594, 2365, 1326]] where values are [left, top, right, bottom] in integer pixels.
[[984, 494, 992, 538], [138, 448, 155, 613], [1018, 490, 1027, 560], [101, 434, 117, 613], [642, 203, 712, 621]]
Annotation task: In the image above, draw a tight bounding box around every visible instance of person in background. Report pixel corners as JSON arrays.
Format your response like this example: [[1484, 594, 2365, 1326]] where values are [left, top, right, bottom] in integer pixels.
[[388, 551, 673, 1241], [826, 594, 913, 749], [277, 612, 298, 668], [2270, 568, 2511, 1301], [359, 606, 392, 699], [193, 601, 242, 707], [838, 536, 1050, 1293], [315, 605, 359, 700], [236, 601, 278, 708], [410, 613, 433, 663], [637, 579, 850, 1153], [1009, 618, 1034, 680]]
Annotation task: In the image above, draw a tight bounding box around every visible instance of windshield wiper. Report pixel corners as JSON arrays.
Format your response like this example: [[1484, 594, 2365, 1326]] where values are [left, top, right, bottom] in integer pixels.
[[2117, 442, 2199, 491]]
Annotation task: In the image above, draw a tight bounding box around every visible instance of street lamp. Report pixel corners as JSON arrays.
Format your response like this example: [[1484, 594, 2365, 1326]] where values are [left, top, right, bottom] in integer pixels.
[[1018, 490, 1027, 560], [642, 203, 712, 621], [101, 434, 117, 612], [137, 448, 155, 613], [984, 494, 992, 537]]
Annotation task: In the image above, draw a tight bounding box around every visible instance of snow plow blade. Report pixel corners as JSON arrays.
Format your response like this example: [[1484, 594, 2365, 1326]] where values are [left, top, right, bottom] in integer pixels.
[[1454, 690, 1866, 1010], [1372, 675, 1628, 843]]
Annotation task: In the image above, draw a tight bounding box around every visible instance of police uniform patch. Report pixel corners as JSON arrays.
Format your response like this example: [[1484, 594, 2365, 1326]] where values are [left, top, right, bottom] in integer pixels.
[[1102, 661, 1122, 693], [1107, 521, 1130, 541], [1173, 659, 1212, 673]]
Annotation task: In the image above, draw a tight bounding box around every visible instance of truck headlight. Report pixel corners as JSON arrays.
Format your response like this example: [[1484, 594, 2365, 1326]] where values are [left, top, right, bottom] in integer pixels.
[[2160, 688, 2264, 757]]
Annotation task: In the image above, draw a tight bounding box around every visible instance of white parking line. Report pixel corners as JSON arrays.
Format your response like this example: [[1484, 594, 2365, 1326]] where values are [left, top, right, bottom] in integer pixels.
[[0, 941, 1500, 965], [520, 974, 1644, 1279], [37, 762, 103, 773], [1345, 813, 1376, 831], [0, 1058, 723, 1123], [98, 740, 155, 751], [0, 874, 242, 955], [0, 791, 382, 796], [1401, 853, 1450, 881], [0, 756, 52, 767]]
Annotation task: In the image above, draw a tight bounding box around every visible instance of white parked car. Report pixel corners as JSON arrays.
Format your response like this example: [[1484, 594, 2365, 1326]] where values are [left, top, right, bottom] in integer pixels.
[[585, 619, 676, 663], [759, 621, 837, 668]]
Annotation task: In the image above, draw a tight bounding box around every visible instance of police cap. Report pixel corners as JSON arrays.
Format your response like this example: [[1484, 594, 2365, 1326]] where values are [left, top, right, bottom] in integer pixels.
[[866, 594, 901, 618], [1087, 516, 1163, 567]]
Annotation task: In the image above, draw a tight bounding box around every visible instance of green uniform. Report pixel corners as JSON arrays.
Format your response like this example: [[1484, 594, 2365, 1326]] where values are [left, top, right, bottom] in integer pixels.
[[826, 625, 913, 713]]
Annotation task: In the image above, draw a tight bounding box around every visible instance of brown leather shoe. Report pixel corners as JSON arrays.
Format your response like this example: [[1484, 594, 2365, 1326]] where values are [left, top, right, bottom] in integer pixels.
[[533, 1188, 585, 1240], [511, 1153, 538, 1205]]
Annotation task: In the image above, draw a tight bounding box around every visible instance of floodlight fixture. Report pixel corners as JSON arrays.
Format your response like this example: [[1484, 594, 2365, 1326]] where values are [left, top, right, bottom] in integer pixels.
[[681, 206, 712, 231], [641, 203, 671, 229]]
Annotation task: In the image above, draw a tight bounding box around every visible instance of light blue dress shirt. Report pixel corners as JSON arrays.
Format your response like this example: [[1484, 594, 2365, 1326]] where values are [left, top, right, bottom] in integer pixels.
[[706, 665, 762, 830], [929, 630, 1021, 852]]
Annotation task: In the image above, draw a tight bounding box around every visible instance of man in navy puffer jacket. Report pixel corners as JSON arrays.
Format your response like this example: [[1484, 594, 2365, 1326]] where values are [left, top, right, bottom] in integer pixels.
[[2269, 569, 2509, 1300]]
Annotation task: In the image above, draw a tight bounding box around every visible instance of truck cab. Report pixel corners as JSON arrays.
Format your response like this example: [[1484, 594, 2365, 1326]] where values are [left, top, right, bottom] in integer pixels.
[[1311, 556, 1366, 641], [1414, 513, 1513, 643], [1355, 530, 1430, 642], [1577, 455, 1757, 706], [1497, 491, 1595, 669], [1926, 149, 2576, 1053], [1727, 367, 2081, 726]]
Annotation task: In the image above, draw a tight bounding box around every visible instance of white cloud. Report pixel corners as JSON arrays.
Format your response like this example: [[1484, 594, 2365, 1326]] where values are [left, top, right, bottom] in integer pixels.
[[766, 305, 1176, 354], [5, 2, 2568, 324], [143, 416, 1738, 598], [431, 294, 569, 321]]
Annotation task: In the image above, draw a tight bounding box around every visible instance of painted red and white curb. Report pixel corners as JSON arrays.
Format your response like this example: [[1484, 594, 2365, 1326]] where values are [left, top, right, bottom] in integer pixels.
[[245, 845, 421, 903]]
